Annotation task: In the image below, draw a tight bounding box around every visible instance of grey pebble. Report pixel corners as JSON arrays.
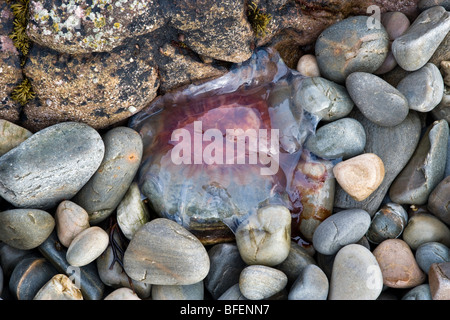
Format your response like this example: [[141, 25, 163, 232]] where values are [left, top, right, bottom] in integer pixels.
[[366, 203, 408, 244], [312, 209, 371, 255], [66, 226, 109, 267], [151, 281, 204, 300], [218, 283, 247, 300], [275, 241, 316, 285], [428, 176, 450, 225], [73, 126, 143, 224], [0, 122, 104, 209], [288, 264, 329, 300], [397, 63, 444, 112], [415, 242, 450, 274], [392, 6, 450, 71], [402, 213, 450, 250], [418, 0, 450, 12], [401, 284, 433, 300], [346, 72, 409, 127], [239, 265, 287, 300], [305, 118, 366, 159], [432, 93, 450, 124]]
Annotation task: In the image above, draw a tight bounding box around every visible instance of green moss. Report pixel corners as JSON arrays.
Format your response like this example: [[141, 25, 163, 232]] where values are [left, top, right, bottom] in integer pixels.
[[11, 78, 35, 106], [247, 1, 272, 38]]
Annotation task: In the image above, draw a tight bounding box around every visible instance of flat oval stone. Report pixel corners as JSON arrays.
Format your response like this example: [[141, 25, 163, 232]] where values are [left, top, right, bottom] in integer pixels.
[[390, 120, 449, 205], [306, 118, 366, 159], [151, 281, 204, 300], [333, 153, 385, 202], [428, 176, 450, 225], [73, 126, 143, 224], [373, 239, 426, 288], [123, 218, 210, 285], [366, 203, 408, 244], [295, 76, 354, 121], [415, 242, 450, 274], [329, 244, 383, 300], [397, 63, 444, 112], [239, 265, 288, 300], [55, 200, 90, 248], [315, 15, 389, 84], [346, 72, 409, 127], [392, 6, 450, 71], [296, 54, 320, 77], [402, 284, 432, 300], [288, 264, 329, 300], [104, 288, 141, 300], [235, 205, 291, 266], [402, 213, 450, 250], [0, 209, 55, 250], [33, 274, 83, 300], [66, 226, 109, 267], [0, 122, 105, 209], [0, 120, 32, 157], [312, 209, 371, 255]]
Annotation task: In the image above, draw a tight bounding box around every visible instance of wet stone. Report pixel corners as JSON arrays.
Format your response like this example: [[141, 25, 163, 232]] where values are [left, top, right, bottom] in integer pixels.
[[151, 281, 204, 300], [402, 284, 432, 300], [66, 226, 109, 267], [73, 127, 143, 224], [429, 262, 450, 300], [33, 274, 83, 300], [415, 242, 450, 274], [315, 15, 389, 84], [55, 200, 90, 248], [0, 122, 105, 209], [402, 213, 450, 250], [392, 6, 450, 71], [287, 264, 328, 300], [427, 176, 450, 225], [0, 120, 32, 157], [239, 265, 287, 300], [366, 203, 409, 244]]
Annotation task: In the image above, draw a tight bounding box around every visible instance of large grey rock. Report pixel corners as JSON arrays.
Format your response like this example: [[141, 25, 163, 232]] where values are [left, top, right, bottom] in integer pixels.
[[0, 122, 104, 209]]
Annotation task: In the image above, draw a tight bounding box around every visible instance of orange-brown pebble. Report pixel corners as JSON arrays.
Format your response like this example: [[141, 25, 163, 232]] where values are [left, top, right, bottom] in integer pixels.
[[429, 262, 450, 300]]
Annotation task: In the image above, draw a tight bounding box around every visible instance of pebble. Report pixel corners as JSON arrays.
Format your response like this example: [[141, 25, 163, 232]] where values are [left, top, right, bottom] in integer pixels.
[[73, 126, 143, 224], [296, 54, 321, 77], [373, 239, 426, 288], [239, 265, 288, 300], [55, 200, 90, 248], [116, 182, 150, 240], [0, 243, 35, 277], [275, 241, 316, 285], [287, 264, 329, 300], [123, 218, 210, 285], [217, 283, 247, 300], [390, 120, 449, 205], [366, 203, 409, 244], [328, 244, 383, 300], [428, 262, 450, 300], [427, 175, 450, 225], [104, 288, 141, 300], [0, 209, 55, 250], [418, 0, 450, 14], [415, 242, 450, 274], [312, 209, 371, 255], [433, 93, 450, 124], [294, 76, 354, 121], [0, 119, 32, 156], [66, 226, 109, 267], [0, 122, 105, 209], [204, 243, 247, 299], [402, 284, 432, 300], [392, 6, 450, 71], [402, 213, 450, 250], [333, 153, 385, 202], [33, 274, 83, 300], [305, 118, 366, 159], [346, 72, 409, 127], [315, 15, 389, 83], [397, 63, 444, 112], [235, 205, 291, 266], [152, 281, 204, 300]]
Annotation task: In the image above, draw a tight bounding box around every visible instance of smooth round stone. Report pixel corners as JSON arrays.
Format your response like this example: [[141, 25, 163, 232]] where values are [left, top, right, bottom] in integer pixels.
[[402, 213, 450, 250], [381, 12, 411, 41], [428, 176, 450, 225], [287, 264, 328, 300], [116, 182, 150, 240], [315, 16, 389, 84], [73, 126, 143, 224], [204, 243, 246, 299], [312, 209, 371, 255], [235, 205, 291, 266], [295, 76, 354, 121], [151, 281, 204, 300], [346, 72, 409, 127], [0, 122, 104, 209], [429, 262, 450, 300], [397, 63, 444, 112], [275, 241, 317, 285], [66, 226, 109, 267], [33, 274, 83, 300], [392, 6, 450, 71], [0, 119, 32, 156], [55, 200, 90, 248], [416, 242, 450, 274], [306, 118, 366, 159], [0, 209, 55, 250], [329, 244, 383, 300], [123, 218, 210, 285], [373, 239, 426, 288], [402, 284, 432, 300], [218, 283, 247, 300], [296, 54, 321, 77], [333, 153, 385, 202], [104, 288, 141, 300], [419, 0, 450, 11], [366, 203, 408, 244], [390, 120, 449, 205], [239, 265, 287, 300]]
